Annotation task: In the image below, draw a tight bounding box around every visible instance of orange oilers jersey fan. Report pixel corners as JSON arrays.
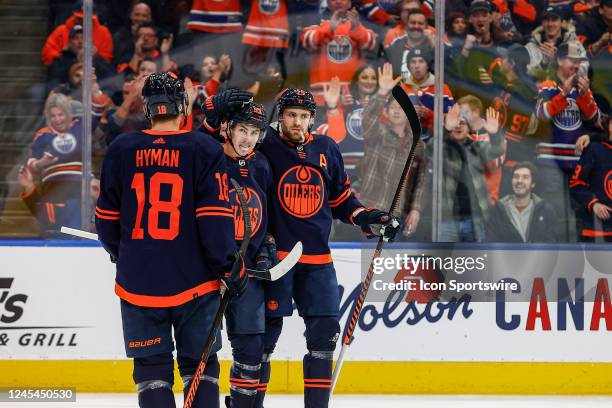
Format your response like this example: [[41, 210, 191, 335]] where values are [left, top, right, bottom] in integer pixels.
[[188, 0, 243, 33], [242, 0, 289, 48]]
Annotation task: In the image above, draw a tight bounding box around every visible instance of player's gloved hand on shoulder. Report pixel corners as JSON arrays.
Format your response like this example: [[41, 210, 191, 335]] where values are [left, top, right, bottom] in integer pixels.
[[255, 233, 280, 271], [202, 89, 253, 128], [354, 208, 403, 242], [221, 253, 248, 297]]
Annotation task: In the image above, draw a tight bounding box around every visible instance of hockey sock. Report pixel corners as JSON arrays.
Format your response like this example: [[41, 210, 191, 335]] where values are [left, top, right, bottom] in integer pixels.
[[253, 317, 283, 408], [303, 317, 340, 408], [178, 353, 221, 408], [133, 353, 175, 408], [228, 334, 263, 408]]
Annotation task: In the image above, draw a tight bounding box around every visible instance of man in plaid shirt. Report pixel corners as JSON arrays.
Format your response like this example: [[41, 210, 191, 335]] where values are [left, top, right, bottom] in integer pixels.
[[360, 63, 428, 237]]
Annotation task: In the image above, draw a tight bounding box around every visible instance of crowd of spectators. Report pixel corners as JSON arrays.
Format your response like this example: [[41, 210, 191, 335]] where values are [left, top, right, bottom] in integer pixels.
[[10, 0, 612, 242]]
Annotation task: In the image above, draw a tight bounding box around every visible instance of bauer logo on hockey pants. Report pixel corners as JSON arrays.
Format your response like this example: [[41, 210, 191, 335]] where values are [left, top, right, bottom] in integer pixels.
[[128, 337, 162, 348]]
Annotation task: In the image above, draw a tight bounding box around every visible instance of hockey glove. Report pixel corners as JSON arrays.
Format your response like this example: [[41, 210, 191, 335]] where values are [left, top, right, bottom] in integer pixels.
[[354, 208, 403, 242], [221, 253, 248, 298], [255, 233, 280, 271], [202, 89, 253, 129]]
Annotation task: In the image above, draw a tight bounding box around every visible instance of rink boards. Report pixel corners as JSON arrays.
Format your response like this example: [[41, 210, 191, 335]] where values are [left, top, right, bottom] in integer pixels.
[[1, 243, 611, 394]]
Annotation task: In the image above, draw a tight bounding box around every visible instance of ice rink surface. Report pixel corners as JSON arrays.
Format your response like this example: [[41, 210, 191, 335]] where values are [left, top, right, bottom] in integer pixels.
[[5, 394, 612, 407]]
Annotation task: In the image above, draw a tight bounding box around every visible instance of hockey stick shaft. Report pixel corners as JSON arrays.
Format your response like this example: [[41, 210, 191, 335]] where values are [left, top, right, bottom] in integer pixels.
[[331, 85, 421, 392], [184, 178, 252, 408], [59, 226, 295, 281]]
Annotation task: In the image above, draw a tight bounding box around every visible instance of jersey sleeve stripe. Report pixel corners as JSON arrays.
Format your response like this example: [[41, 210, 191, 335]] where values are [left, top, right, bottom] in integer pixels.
[[95, 206, 120, 215], [95, 212, 120, 221], [196, 212, 234, 218], [196, 206, 232, 213], [329, 189, 352, 207], [114, 280, 220, 308]]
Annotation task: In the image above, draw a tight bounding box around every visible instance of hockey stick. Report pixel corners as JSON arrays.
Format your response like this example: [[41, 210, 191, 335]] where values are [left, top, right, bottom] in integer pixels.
[[59, 226, 300, 282], [331, 85, 422, 392], [183, 178, 251, 408]]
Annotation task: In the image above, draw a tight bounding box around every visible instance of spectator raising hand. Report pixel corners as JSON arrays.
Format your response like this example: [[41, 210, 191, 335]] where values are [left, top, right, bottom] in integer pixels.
[[160, 34, 174, 55], [347, 7, 360, 29], [323, 76, 342, 112], [483, 107, 500, 135], [184, 77, 197, 115], [377, 63, 401, 95]]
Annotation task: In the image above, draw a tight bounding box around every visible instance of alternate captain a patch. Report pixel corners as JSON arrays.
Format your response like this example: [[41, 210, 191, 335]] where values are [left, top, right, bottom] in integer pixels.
[[277, 165, 325, 218]]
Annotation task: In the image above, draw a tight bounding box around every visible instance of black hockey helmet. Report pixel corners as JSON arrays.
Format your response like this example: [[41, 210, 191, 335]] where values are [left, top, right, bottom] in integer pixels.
[[142, 72, 188, 120], [277, 88, 317, 114], [228, 102, 267, 142]]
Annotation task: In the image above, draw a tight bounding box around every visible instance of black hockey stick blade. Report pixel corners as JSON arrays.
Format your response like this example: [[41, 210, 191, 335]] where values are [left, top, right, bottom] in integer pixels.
[[391, 85, 422, 143]]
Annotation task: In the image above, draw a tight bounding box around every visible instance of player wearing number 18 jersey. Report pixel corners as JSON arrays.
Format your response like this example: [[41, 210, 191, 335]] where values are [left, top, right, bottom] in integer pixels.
[[96, 73, 245, 408]]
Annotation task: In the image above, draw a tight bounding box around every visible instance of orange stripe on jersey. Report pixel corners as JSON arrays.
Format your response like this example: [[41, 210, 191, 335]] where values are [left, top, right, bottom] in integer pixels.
[[196, 212, 234, 218], [582, 229, 612, 238], [115, 280, 220, 307], [95, 206, 119, 215], [95, 212, 120, 221], [142, 129, 191, 136], [278, 251, 332, 264], [196, 206, 232, 213], [46, 203, 56, 225], [587, 198, 599, 212], [329, 189, 351, 207]]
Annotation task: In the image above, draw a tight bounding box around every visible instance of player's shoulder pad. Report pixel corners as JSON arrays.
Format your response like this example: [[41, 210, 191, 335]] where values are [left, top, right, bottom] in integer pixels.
[[193, 129, 225, 157], [108, 130, 144, 150], [252, 150, 272, 170], [311, 131, 341, 153]]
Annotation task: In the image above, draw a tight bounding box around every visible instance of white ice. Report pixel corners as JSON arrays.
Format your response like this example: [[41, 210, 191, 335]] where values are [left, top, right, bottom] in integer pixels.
[[5, 394, 612, 407]]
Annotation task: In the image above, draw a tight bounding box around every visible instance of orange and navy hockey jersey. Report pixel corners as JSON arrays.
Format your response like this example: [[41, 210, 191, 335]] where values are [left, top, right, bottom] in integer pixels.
[[569, 142, 612, 239], [301, 18, 376, 95], [188, 0, 243, 33], [28, 115, 103, 189], [259, 125, 364, 264], [242, 0, 289, 48], [536, 76, 600, 169], [401, 77, 454, 140], [96, 129, 237, 307]]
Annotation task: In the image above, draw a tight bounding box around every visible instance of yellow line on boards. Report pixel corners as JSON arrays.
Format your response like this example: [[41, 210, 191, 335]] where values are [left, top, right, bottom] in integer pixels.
[[1, 361, 612, 394]]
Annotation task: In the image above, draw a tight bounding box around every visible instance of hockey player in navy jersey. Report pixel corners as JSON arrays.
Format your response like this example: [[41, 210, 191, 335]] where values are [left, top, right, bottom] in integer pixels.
[[256, 88, 402, 407], [96, 72, 247, 408], [212, 100, 279, 408]]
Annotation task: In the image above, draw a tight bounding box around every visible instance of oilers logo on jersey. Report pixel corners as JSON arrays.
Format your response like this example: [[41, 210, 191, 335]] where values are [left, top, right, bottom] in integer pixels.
[[259, 0, 280, 14], [278, 165, 325, 218], [346, 108, 364, 140], [553, 99, 581, 132], [51, 133, 77, 154], [605, 171, 612, 200], [327, 36, 352, 64], [230, 186, 263, 240]]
